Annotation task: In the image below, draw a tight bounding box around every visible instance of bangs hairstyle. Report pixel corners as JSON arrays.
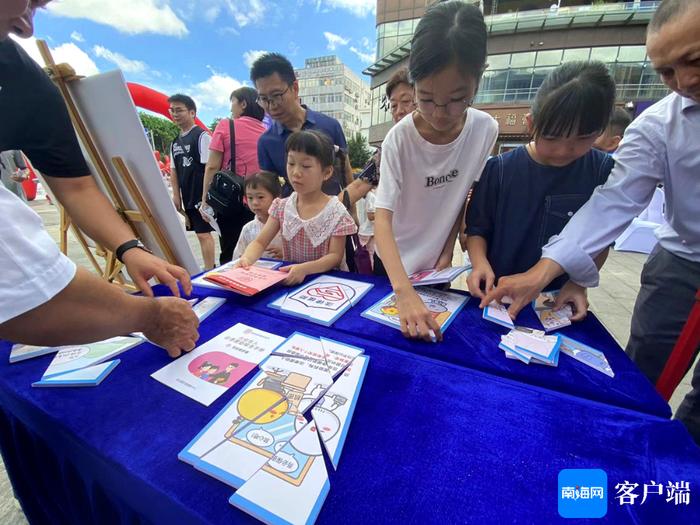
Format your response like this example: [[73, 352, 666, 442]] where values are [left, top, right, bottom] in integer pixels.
[[285, 130, 335, 169], [409, 1, 487, 83], [531, 61, 616, 139], [245, 171, 282, 198]]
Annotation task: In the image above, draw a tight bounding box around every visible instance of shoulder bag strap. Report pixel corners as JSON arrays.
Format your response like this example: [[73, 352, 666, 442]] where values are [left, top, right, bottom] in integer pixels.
[[228, 118, 237, 172]]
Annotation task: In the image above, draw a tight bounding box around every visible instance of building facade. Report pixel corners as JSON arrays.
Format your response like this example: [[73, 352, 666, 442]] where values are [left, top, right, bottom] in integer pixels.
[[365, 1, 667, 149], [295, 55, 371, 140]]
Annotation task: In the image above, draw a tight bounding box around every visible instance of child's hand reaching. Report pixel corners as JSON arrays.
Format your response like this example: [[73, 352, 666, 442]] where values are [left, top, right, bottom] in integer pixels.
[[236, 256, 254, 269], [280, 264, 307, 286], [554, 280, 589, 321], [396, 287, 442, 342], [467, 262, 495, 299]]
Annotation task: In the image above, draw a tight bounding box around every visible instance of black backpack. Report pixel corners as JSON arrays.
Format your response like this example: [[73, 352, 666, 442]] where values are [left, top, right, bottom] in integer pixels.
[[206, 119, 247, 217]]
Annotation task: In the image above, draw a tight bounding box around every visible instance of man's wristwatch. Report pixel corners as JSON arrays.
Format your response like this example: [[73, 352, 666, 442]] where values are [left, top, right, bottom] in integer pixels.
[[115, 239, 152, 263]]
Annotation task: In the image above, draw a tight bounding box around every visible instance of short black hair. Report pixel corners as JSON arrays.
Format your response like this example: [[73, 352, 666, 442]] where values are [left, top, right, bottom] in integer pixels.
[[230, 86, 265, 121], [409, 1, 487, 83], [531, 61, 616, 139], [386, 68, 412, 99], [608, 107, 633, 137], [285, 130, 335, 169], [250, 53, 296, 85], [167, 93, 196, 113], [245, 171, 282, 198], [649, 0, 699, 32]]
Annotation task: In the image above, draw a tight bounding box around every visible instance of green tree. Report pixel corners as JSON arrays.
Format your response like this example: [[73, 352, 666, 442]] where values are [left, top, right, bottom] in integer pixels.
[[209, 117, 222, 132], [138, 112, 179, 157], [347, 132, 371, 169]]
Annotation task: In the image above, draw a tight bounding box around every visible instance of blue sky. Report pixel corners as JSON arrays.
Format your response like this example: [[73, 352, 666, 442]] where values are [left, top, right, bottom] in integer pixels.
[[14, 0, 377, 125]]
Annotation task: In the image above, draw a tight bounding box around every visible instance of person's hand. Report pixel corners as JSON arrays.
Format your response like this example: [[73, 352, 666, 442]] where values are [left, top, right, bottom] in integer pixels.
[[555, 280, 589, 322], [236, 255, 254, 268], [122, 248, 192, 297], [481, 259, 563, 320], [268, 246, 284, 260], [280, 264, 307, 286], [467, 262, 495, 299], [172, 196, 182, 212], [143, 297, 199, 357], [435, 250, 453, 271], [198, 205, 211, 222], [396, 287, 442, 342]]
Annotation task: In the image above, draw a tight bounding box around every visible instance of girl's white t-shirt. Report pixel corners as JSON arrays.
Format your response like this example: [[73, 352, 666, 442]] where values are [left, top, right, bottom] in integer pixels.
[[375, 108, 498, 274]]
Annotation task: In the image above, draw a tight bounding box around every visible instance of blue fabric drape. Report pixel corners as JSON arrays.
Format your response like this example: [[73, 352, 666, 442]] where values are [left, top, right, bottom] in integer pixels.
[[0, 275, 697, 524]]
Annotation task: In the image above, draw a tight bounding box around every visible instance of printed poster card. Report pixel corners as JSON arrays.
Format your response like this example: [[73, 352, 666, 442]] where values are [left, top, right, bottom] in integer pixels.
[[408, 265, 470, 287], [151, 323, 286, 406], [532, 291, 572, 332], [312, 355, 369, 469], [482, 301, 515, 329], [277, 275, 374, 326], [10, 344, 59, 363], [230, 419, 330, 525], [560, 335, 615, 378], [362, 287, 468, 334]]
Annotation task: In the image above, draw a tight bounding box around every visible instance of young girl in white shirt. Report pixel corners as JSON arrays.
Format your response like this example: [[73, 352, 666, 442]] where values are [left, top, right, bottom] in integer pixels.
[[239, 130, 356, 285], [374, 1, 498, 342], [232, 171, 284, 260]]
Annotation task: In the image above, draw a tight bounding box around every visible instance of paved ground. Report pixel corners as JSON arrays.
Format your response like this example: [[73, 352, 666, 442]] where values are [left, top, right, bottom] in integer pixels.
[[0, 195, 694, 522]]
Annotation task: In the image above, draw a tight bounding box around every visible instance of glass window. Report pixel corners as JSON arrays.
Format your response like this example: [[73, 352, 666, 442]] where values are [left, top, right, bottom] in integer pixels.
[[589, 46, 619, 64], [531, 66, 555, 93], [509, 51, 536, 68], [385, 22, 398, 37], [563, 48, 590, 62], [535, 50, 562, 67], [398, 19, 413, 36], [486, 54, 510, 70], [504, 68, 533, 101], [384, 36, 398, 53], [617, 45, 647, 63]]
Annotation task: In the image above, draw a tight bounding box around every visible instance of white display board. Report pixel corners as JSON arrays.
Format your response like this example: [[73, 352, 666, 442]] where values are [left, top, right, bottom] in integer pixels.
[[66, 69, 198, 274]]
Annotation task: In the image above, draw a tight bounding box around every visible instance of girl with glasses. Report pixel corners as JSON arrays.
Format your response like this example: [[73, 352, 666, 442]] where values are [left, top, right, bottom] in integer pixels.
[[374, 1, 498, 342]]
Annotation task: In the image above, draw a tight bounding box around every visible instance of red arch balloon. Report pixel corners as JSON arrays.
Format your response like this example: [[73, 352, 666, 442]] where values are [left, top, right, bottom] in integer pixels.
[[127, 82, 210, 133]]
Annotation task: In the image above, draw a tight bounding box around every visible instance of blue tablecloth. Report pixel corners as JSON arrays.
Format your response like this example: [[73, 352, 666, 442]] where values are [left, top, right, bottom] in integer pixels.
[[1, 293, 698, 524], [195, 271, 672, 419]]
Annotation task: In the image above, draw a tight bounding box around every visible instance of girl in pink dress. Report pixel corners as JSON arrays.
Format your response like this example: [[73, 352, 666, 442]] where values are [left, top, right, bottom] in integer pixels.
[[238, 130, 356, 285]]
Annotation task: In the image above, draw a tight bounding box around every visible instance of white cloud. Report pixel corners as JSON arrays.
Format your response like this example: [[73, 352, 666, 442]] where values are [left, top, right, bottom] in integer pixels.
[[315, 0, 376, 18], [70, 31, 85, 42], [47, 0, 188, 37], [190, 68, 244, 114], [226, 0, 267, 27], [324, 31, 349, 51], [204, 5, 221, 22], [93, 45, 147, 74], [350, 46, 374, 64], [243, 50, 268, 69], [12, 35, 99, 76]]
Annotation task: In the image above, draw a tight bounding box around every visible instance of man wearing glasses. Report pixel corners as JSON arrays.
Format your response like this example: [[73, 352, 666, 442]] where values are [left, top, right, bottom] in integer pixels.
[[251, 53, 358, 198]]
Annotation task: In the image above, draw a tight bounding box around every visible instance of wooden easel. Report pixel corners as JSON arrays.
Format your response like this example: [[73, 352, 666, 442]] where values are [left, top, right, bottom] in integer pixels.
[[37, 40, 179, 290]]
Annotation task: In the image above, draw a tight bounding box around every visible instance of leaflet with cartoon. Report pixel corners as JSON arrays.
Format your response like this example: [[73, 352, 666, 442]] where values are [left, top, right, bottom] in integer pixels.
[[151, 323, 285, 406]]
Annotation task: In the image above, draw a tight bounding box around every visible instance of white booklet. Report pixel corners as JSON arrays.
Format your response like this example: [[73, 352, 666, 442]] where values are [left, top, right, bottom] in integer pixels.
[[408, 265, 471, 286], [151, 323, 285, 406], [33, 360, 121, 387], [41, 336, 142, 380]]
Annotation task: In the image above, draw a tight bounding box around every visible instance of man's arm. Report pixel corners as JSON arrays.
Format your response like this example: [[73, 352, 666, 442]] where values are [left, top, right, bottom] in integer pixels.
[[0, 267, 199, 357], [45, 174, 192, 297]]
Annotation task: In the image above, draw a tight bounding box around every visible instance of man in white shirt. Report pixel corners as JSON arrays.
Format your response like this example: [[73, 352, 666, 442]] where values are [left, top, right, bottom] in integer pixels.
[[483, 0, 700, 443], [0, 1, 198, 356]]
